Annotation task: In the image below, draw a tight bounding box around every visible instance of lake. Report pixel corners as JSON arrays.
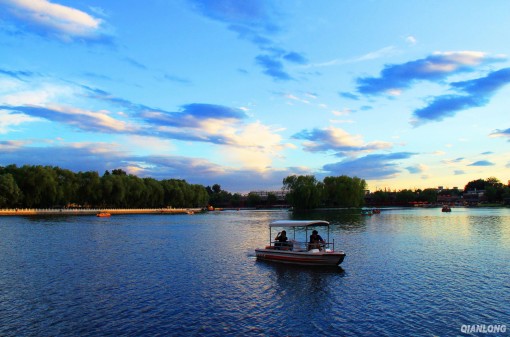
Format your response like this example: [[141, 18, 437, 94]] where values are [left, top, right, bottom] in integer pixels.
[[0, 208, 508, 336]]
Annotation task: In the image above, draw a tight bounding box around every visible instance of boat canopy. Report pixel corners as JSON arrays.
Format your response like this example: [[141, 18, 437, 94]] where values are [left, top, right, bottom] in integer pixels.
[[269, 220, 329, 228]]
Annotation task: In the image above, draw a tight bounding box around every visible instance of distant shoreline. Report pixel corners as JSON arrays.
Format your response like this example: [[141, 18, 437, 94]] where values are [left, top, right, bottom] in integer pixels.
[[0, 208, 204, 216]]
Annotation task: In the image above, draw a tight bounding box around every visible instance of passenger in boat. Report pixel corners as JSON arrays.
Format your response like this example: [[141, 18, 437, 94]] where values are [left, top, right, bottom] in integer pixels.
[[309, 230, 325, 251], [275, 230, 291, 250]]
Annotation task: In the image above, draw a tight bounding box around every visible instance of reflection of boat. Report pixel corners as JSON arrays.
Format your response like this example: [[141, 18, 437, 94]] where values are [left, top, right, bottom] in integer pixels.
[[255, 220, 346, 266], [441, 205, 451, 212], [96, 212, 111, 217]]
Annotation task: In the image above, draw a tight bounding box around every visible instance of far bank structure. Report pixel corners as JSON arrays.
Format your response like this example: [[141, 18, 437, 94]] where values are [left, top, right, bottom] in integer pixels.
[[0, 208, 202, 216]]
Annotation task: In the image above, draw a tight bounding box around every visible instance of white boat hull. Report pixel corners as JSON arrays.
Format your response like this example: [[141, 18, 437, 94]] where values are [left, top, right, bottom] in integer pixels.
[[255, 248, 345, 266]]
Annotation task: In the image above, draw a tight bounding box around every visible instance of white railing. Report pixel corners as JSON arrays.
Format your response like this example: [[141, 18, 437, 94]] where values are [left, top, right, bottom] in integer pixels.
[[270, 239, 335, 252]]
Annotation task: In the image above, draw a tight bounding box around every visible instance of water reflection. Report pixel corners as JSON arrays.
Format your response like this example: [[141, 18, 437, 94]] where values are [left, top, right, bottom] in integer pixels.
[[254, 261, 345, 335], [1, 208, 509, 336]]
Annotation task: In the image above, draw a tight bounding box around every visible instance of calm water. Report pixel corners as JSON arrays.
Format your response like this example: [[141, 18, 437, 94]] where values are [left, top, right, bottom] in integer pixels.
[[0, 208, 508, 336]]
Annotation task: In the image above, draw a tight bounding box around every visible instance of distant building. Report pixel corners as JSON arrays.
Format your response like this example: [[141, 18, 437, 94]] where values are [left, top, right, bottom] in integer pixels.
[[248, 190, 286, 201], [463, 190, 486, 205], [437, 194, 461, 205]]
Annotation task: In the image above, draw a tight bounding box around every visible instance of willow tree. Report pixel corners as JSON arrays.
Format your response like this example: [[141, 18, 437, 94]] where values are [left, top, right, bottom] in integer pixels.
[[323, 175, 367, 207], [283, 175, 323, 210], [0, 173, 22, 207]]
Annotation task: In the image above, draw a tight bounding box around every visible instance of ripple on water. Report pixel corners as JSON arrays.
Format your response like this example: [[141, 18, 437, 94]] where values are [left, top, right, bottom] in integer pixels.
[[0, 209, 509, 336]]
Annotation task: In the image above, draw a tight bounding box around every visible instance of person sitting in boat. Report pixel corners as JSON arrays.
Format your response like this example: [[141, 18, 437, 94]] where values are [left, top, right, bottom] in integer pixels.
[[309, 230, 325, 251], [274, 230, 291, 250]]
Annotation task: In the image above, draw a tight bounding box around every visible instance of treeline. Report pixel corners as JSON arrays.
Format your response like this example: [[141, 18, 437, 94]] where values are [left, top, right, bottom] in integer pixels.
[[366, 177, 510, 205], [2, 163, 505, 210], [0, 165, 209, 208], [206, 184, 284, 208], [464, 177, 510, 203], [283, 175, 367, 210]]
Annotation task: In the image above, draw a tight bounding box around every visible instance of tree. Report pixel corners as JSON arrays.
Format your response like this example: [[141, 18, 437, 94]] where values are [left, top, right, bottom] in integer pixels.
[[112, 169, 127, 176], [283, 175, 323, 210], [465, 177, 506, 203], [247, 192, 262, 207], [143, 178, 164, 208], [102, 174, 126, 207], [212, 184, 221, 194], [77, 171, 102, 206], [266, 192, 278, 206], [323, 175, 366, 207], [0, 164, 211, 208], [395, 189, 416, 204], [18, 166, 58, 207], [54, 167, 79, 206], [0, 173, 22, 207], [207, 183, 232, 207], [464, 179, 485, 192], [230, 193, 243, 207], [417, 188, 437, 203]]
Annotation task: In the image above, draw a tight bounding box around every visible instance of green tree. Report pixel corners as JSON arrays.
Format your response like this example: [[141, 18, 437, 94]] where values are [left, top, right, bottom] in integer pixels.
[[0, 173, 22, 207], [18, 166, 58, 207], [207, 183, 232, 207], [465, 177, 505, 203], [102, 174, 126, 207], [323, 175, 366, 207], [395, 189, 416, 204], [143, 178, 164, 208], [230, 193, 243, 207], [247, 192, 262, 207], [464, 179, 485, 192], [417, 188, 438, 203], [77, 171, 102, 206], [54, 167, 79, 206], [371, 190, 391, 204], [267, 192, 278, 206], [283, 175, 323, 210]]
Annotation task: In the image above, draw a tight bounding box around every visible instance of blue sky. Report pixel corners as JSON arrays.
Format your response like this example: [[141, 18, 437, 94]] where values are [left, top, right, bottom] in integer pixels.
[[1, 0, 509, 193]]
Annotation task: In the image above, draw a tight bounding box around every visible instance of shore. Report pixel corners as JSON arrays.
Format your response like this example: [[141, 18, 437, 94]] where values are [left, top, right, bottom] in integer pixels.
[[0, 208, 204, 216]]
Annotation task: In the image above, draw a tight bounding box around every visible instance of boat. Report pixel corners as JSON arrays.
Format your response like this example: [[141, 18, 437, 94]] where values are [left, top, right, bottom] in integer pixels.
[[361, 208, 373, 216], [96, 212, 111, 217], [255, 220, 346, 266], [441, 205, 451, 212]]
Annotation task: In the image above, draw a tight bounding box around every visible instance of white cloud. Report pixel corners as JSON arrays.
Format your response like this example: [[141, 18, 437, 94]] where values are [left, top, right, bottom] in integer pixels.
[[1, 81, 74, 106], [0, 110, 41, 133], [298, 126, 393, 156], [120, 135, 175, 155], [2, 0, 105, 41], [218, 121, 289, 170], [406, 35, 417, 45]]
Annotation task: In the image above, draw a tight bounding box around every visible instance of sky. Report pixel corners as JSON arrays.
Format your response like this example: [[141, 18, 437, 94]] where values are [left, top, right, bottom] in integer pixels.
[[1, 0, 510, 193]]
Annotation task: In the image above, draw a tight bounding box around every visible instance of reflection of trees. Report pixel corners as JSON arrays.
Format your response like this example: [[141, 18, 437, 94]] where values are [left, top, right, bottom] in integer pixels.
[[291, 210, 370, 234]]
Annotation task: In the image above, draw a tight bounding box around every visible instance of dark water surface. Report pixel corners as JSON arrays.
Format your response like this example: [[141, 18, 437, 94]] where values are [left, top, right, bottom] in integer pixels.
[[0, 208, 508, 336]]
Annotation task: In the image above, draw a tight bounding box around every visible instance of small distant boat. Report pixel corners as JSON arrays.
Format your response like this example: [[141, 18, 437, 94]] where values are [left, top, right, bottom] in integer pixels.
[[361, 209, 373, 216], [372, 208, 381, 214], [441, 205, 451, 212], [96, 212, 111, 217], [255, 220, 346, 267]]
